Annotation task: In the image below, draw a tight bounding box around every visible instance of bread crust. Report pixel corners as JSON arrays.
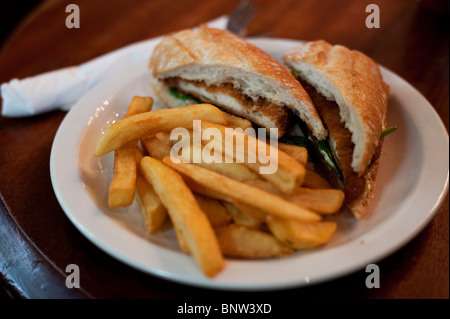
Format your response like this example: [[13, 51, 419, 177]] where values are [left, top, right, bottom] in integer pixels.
[[283, 40, 389, 218], [149, 25, 327, 140], [283, 40, 388, 175], [347, 138, 383, 219]]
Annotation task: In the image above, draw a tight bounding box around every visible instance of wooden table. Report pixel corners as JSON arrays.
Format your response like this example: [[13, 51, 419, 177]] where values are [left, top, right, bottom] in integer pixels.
[[0, 0, 448, 300]]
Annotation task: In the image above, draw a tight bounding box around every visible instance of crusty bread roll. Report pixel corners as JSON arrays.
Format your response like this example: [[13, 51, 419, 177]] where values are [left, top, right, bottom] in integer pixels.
[[283, 40, 388, 174], [283, 40, 389, 218], [149, 25, 327, 139]]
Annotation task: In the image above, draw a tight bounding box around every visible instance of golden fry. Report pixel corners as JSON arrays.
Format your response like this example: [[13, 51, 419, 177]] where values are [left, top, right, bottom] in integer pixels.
[[139, 156, 224, 277], [303, 169, 333, 189], [290, 188, 344, 214], [157, 131, 261, 181], [222, 112, 253, 129], [108, 141, 137, 207], [180, 143, 260, 181], [241, 179, 344, 214], [221, 201, 263, 229], [278, 143, 308, 166], [182, 175, 229, 201], [95, 104, 226, 157], [232, 200, 267, 222], [108, 96, 153, 207], [162, 156, 321, 222], [135, 174, 168, 233], [266, 216, 337, 249], [173, 221, 190, 253], [194, 194, 232, 228], [156, 131, 192, 147], [241, 179, 281, 194], [125, 96, 153, 117], [141, 136, 172, 160], [215, 224, 293, 258], [135, 147, 168, 233], [200, 122, 305, 195]]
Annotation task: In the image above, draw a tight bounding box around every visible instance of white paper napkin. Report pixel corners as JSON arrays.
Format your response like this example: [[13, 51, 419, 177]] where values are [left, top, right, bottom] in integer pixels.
[[1, 16, 229, 117]]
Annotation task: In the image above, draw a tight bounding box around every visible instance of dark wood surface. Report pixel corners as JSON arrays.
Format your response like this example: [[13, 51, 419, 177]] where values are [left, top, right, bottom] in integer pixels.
[[0, 0, 448, 299]]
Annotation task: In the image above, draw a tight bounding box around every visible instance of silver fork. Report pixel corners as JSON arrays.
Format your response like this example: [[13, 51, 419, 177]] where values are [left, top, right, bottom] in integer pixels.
[[227, 0, 259, 36]]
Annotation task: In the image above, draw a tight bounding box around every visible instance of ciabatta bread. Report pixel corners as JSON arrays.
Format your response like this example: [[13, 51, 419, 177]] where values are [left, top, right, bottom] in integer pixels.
[[283, 40, 389, 219], [283, 40, 388, 174], [149, 25, 327, 139]]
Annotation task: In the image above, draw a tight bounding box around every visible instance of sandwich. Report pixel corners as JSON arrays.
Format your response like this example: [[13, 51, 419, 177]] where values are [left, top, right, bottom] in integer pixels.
[[149, 26, 389, 219], [149, 25, 327, 140], [282, 40, 389, 218]]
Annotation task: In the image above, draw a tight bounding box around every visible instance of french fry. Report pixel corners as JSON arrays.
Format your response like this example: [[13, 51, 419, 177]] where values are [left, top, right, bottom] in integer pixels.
[[108, 141, 138, 207], [134, 146, 168, 233], [194, 194, 232, 228], [181, 143, 260, 181], [241, 179, 344, 214], [155, 132, 260, 181], [139, 156, 224, 277], [108, 96, 153, 207], [95, 104, 227, 157], [173, 221, 190, 253], [141, 136, 172, 160], [200, 122, 305, 195], [303, 169, 334, 189], [135, 174, 168, 233], [135, 146, 145, 163], [125, 96, 154, 117], [162, 156, 322, 223], [266, 216, 337, 249], [156, 130, 192, 147], [290, 188, 345, 214], [221, 201, 263, 229], [182, 175, 229, 201], [232, 200, 267, 222], [222, 112, 253, 130], [154, 113, 252, 141], [156, 212, 191, 253], [215, 224, 293, 258], [278, 143, 308, 166], [241, 179, 281, 194]]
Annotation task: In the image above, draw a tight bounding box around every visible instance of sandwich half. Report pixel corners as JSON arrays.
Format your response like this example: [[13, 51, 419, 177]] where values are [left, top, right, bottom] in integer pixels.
[[283, 40, 389, 219], [149, 25, 327, 139]]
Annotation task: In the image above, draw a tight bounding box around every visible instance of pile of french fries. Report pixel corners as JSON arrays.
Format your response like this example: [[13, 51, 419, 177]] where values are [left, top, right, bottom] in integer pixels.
[[95, 96, 345, 277]]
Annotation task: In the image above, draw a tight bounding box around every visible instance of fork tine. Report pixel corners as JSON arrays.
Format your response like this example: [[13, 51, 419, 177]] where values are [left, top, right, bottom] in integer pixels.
[[227, 0, 259, 35], [231, 4, 256, 25], [232, 7, 258, 32], [229, 0, 252, 19], [227, 1, 247, 33]]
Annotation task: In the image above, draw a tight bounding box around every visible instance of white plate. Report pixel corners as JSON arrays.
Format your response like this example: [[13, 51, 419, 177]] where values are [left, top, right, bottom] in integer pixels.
[[50, 38, 449, 291]]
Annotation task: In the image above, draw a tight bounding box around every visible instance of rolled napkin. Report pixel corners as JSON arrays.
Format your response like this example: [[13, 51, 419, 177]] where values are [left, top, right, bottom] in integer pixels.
[[1, 16, 228, 117]]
